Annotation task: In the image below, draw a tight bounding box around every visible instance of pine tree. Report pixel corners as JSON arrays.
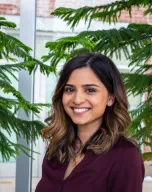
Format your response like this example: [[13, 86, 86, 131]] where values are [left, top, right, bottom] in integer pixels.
[[42, 0, 152, 160], [0, 17, 54, 161]]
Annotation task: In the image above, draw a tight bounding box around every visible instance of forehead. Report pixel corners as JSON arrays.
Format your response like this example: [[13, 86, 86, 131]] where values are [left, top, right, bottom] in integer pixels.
[[67, 67, 102, 85]]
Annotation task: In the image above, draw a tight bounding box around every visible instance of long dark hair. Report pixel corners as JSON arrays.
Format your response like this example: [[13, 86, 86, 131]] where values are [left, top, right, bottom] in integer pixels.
[[42, 52, 131, 163]]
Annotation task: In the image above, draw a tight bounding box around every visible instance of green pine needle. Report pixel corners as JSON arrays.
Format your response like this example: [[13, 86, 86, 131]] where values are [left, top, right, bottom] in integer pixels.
[[0, 18, 53, 161], [51, 1, 152, 29]]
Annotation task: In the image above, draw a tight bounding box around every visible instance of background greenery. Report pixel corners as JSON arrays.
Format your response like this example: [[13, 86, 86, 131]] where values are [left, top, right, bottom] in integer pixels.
[[0, 17, 53, 161], [42, 0, 152, 160], [1, 0, 152, 161]]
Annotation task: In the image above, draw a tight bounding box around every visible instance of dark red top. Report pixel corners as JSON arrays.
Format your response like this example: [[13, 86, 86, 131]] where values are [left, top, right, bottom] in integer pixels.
[[35, 136, 145, 192]]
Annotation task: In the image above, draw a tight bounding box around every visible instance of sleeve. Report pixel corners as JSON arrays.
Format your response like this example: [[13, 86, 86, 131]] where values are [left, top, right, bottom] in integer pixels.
[[108, 146, 145, 192]]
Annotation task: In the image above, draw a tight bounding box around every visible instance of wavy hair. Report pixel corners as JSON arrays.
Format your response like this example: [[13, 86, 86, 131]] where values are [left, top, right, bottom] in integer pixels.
[[42, 53, 131, 163]]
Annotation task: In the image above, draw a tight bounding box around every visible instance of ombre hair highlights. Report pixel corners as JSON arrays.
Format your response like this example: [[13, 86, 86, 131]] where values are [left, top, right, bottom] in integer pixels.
[[42, 53, 131, 163]]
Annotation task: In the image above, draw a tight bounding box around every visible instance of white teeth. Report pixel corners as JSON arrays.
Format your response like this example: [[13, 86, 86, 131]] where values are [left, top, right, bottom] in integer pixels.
[[73, 108, 89, 113]]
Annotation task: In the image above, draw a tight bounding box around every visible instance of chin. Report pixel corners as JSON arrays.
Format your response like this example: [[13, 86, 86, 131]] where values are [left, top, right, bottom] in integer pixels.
[[69, 115, 90, 125], [72, 119, 88, 125]]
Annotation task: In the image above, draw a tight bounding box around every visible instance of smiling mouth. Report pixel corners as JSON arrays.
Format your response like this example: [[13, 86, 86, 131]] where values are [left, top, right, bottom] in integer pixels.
[[71, 108, 90, 114]]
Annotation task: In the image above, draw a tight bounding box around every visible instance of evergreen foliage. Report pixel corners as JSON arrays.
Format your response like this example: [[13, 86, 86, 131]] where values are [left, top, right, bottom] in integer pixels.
[[0, 17, 53, 161], [43, 0, 152, 160], [51, 0, 152, 28]]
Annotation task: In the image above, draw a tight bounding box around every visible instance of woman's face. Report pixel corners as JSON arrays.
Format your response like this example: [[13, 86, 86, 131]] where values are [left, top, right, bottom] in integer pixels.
[[62, 67, 114, 128]]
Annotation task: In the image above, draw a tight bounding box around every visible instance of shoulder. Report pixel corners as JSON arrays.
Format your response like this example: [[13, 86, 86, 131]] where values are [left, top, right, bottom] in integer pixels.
[[107, 136, 145, 191], [112, 136, 141, 156], [110, 136, 144, 171]]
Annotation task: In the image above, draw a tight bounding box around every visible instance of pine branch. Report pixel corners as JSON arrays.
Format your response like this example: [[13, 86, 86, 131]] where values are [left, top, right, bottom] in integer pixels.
[[45, 35, 95, 52], [0, 31, 31, 61], [67, 47, 90, 59], [133, 124, 152, 142], [0, 97, 19, 112], [91, 0, 151, 23], [0, 18, 55, 76], [27, 58, 56, 75], [0, 106, 44, 141], [129, 41, 152, 66], [0, 20, 16, 28], [0, 17, 54, 161], [144, 7, 152, 15], [0, 80, 51, 116], [0, 70, 13, 83], [129, 98, 152, 131], [0, 131, 18, 161], [136, 64, 152, 74], [94, 23, 152, 60], [143, 140, 152, 149], [43, 23, 152, 70], [142, 152, 152, 161], [42, 52, 68, 71], [122, 73, 152, 96], [0, 17, 6, 20], [42, 35, 95, 68], [0, 62, 25, 83], [0, 62, 26, 72], [51, 0, 152, 29], [0, 61, 55, 84], [0, 17, 16, 28], [0, 131, 40, 162], [0, 96, 51, 116]]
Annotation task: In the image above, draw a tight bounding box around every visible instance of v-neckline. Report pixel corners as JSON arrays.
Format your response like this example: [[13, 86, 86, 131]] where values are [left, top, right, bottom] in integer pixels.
[[63, 152, 88, 181]]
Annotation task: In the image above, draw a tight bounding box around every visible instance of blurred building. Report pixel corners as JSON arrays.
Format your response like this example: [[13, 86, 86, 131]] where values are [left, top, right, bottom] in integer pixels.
[[0, 0, 151, 192]]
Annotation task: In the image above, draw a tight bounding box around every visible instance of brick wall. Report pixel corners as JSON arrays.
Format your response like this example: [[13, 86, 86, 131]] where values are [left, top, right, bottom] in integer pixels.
[[1, 0, 152, 24], [37, 0, 55, 17], [0, 0, 55, 17], [119, 6, 152, 24], [0, 0, 119, 18], [0, 0, 20, 15], [54, 0, 115, 9]]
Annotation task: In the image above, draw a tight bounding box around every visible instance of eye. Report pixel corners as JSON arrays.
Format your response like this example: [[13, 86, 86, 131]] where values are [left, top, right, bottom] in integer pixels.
[[86, 88, 96, 93], [64, 87, 74, 93]]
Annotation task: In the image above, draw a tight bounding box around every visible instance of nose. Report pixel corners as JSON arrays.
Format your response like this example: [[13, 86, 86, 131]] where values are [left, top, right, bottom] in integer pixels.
[[73, 91, 85, 105]]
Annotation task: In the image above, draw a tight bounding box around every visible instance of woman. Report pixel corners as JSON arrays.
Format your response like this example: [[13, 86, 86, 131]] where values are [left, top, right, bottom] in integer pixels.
[[35, 53, 145, 192]]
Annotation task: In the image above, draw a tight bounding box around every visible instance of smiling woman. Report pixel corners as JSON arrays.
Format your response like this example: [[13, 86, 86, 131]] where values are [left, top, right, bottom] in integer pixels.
[[62, 67, 114, 142], [35, 53, 145, 192]]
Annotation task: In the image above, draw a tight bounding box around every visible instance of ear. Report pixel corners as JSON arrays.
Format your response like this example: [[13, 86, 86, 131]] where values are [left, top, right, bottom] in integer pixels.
[[107, 95, 115, 107]]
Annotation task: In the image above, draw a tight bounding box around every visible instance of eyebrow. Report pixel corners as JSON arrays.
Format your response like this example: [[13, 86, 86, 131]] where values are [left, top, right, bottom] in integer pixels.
[[65, 84, 100, 87]]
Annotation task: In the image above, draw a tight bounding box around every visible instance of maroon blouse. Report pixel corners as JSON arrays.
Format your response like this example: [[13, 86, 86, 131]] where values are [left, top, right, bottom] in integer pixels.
[[35, 136, 145, 192]]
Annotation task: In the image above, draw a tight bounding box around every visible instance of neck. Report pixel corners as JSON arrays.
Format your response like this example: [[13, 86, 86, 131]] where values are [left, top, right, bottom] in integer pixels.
[[77, 119, 102, 145]]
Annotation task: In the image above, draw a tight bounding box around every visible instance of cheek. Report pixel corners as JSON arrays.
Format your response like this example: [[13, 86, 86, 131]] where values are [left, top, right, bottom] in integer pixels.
[[62, 95, 70, 108], [94, 103, 106, 112], [91, 97, 108, 111]]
